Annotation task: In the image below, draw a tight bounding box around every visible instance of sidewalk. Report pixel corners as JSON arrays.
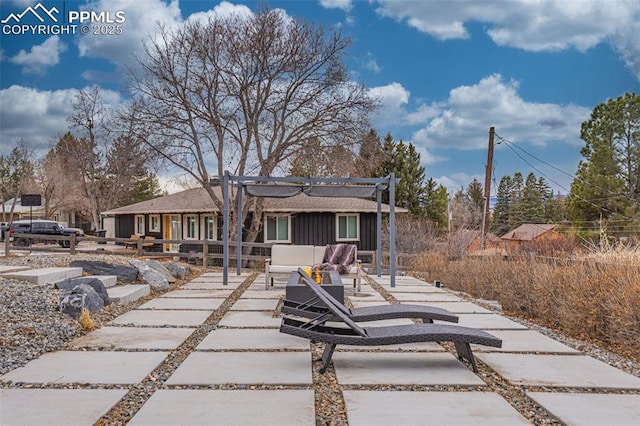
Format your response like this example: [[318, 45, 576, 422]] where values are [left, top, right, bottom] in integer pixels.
[[2, 272, 640, 425]]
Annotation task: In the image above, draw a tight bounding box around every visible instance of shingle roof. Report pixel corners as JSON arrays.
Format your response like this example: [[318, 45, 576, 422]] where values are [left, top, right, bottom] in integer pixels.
[[501, 224, 558, 241], [101, 187, 406, 215]]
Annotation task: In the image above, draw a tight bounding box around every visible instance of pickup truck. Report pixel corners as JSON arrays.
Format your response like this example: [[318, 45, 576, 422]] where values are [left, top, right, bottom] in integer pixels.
[[7, 219, 85, 248]]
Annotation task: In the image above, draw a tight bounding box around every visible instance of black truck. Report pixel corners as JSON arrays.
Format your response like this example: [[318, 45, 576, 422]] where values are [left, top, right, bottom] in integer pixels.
[[7, 219, 85, 248]]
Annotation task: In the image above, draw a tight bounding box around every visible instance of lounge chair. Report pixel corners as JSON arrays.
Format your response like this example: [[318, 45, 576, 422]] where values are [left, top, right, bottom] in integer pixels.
[[280, 268, 502, 373], [281, 276, 459, 324]]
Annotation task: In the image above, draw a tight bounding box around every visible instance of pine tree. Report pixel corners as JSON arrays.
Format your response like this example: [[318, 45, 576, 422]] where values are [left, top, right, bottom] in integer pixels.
[[521, 172, 545, 223], [492, 175, 512, 235]]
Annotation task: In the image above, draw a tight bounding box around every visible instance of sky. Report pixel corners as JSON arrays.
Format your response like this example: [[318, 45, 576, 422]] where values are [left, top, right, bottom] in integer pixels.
[[1, 0, 639, 197]]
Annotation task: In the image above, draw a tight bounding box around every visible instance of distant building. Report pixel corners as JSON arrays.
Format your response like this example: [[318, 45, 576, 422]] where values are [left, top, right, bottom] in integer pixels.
[[1, 197, 78, 227], [501, 224, 560, 251], [451, 229, 502, 254]]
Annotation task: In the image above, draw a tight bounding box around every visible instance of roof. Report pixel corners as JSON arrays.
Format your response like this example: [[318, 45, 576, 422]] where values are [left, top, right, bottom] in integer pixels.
[[501, 224, 558, 241], [2, 197, 47, 214], [101, 187, 407, 215]]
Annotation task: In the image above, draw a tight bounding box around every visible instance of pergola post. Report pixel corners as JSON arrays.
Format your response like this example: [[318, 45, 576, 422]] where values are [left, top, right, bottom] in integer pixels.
[[389, 173, 396, 288], [376, 186, 382, 277], [222, 171, 230, 286], [236, 183, 243, 276]]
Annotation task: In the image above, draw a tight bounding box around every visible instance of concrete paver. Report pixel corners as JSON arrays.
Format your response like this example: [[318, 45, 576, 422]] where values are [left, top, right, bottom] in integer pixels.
[[0, 389, 128, 426], [109, 309, 212, 327], [332, 352, 486, 385], [1, 267, 82, 284], [230, 298, 280, 310], [107, 284, 150, 304], [70, 326, 196, 350], [241, 290, 284, 299], [477, 353, 640, 389], [197, 328, 310, 350], [129, 389, 315, 425], [471, 330, 581, 353], [1, 351, 168, 384], [160, 289, 232, 298], [393, 292, 463, 302], [410, 300, 493, 313], [218, 311, 282, 327], [165, 352, 312, 385], [526, 392, 640, 426], [138, 297, 224, 310], [181, 281, 241, 290], [439, 313, 528, 329], [343, 391, 530, 425]]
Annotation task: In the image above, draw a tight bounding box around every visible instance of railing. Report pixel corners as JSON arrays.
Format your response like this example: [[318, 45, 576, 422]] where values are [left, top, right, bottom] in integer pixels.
[[3, 235, 379, 271]]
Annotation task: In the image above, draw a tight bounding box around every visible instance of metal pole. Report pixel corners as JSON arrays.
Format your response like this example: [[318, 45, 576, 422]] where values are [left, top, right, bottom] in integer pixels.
[[481, 127, 495, 250], [389, 173, 396, 288], [376, 187, 382, 277], [223, 171, 229, 286], [236, 183, 242, 276]]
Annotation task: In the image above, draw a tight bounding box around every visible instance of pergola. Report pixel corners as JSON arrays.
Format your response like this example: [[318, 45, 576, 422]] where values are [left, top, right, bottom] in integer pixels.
[[217, 171, 399, 287]]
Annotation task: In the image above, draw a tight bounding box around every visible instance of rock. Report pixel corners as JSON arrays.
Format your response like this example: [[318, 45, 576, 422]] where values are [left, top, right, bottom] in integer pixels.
[[146, 260, 176, 283], [128, 259, 169, 290], [164, 261, 190, 279], [59, 284, 104, 319], [69, 260, 138, 283], [54, 277, 111, 305]]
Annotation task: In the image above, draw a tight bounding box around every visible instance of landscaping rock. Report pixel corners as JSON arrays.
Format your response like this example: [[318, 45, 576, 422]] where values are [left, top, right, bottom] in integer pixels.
[[58, 284, 104, 319], [54, 277, 111, 306], [146, 260, 176, 283], [164, 261, 190, 279], [69, 260, 138, 283], [128, 259, 169, 291]]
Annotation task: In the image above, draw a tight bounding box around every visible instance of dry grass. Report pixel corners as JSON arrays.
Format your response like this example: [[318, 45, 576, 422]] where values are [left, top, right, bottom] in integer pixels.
[[409, 249, 640, 360]]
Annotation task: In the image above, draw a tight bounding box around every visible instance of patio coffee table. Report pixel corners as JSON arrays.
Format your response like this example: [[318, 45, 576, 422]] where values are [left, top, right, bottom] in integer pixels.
[[285, 270, 344, 306]]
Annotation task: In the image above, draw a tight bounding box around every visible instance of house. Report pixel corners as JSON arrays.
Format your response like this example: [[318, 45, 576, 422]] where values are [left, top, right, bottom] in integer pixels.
[[1, 197, 78, 227], [501, 223, 561, 251], [100, 187, 406, 254]]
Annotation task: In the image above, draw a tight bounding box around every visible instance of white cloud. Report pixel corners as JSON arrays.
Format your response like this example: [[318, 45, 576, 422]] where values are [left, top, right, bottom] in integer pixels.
[[319, 0, 353, 12], [77, 0, 182, 70], [9, 36, 67, 74], [372, 0, 640, 79], [0, 85, 122, 152], [435, 172, 483, 193], [363, 52, 381, 73], [368, 82, 410, 127], [411, 74, 590, 150]]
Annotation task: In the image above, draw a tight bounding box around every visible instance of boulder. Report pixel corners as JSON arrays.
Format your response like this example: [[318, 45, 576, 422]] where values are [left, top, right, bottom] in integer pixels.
[[59, 284, 104, 319], [70, 260, 138, 283], [54, 277, 111, 305], [129, 259, 169, 290], [146, 260, 176, 283], [164, 261, 190, 279]]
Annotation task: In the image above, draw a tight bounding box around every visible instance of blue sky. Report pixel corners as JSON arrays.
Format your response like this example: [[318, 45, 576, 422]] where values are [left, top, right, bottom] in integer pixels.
[[1, 0, 639, 196]]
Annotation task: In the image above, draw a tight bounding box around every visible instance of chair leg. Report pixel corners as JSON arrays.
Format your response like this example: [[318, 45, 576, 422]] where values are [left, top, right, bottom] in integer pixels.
[[454, 342, 478, 372], [319, 343, 337, 374]]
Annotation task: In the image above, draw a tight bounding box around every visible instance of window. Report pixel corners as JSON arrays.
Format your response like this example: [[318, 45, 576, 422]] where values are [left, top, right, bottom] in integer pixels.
[[149, 215, 160, 232], [336, 213, 359, 241], [185, 215, 198, 239], [264, 214, 290, 242], [135, 215, 145, 235], [203, 215, 216, 240]]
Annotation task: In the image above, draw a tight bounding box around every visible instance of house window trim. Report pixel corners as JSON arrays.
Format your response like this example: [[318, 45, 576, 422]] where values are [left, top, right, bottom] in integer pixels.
[[149, 214, 160, 232], [264, 214, 291, 243], [134, 215, 145, 236], [336, 213, 360, 242], [184, 214, 198, 240], [201, 214, 217, 241]]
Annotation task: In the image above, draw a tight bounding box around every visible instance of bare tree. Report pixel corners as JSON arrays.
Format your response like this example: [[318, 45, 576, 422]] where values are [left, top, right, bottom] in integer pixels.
[[126, 6, 376, 243], [0, 140, 36, 222]]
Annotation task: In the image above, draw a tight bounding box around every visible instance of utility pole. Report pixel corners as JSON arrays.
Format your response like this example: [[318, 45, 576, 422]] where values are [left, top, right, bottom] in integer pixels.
[[481, 126, 495, 250]]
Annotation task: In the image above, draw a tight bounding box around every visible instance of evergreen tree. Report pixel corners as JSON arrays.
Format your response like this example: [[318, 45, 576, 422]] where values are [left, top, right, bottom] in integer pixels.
[[521, 172, 545, 223], [424, 178, 449, 228], [567, 94, 638, 224], [353, 129, 386, 178], [381, 138, 428, 217], [492, 175, 512, 235]]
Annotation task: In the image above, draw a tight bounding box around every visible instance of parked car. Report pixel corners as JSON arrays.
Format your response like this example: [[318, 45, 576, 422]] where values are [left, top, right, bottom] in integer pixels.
[[7, 219, 85, 248]]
